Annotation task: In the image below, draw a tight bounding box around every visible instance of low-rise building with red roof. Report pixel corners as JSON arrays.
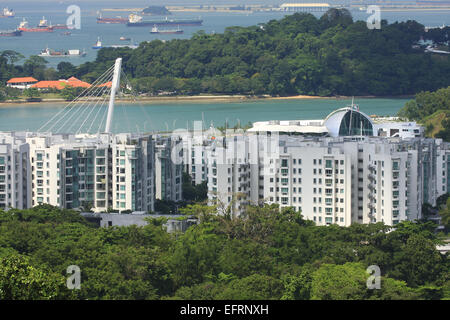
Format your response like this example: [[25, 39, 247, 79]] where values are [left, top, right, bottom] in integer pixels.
[[31, 77, 91, 91], [7, 77, 38, 90]]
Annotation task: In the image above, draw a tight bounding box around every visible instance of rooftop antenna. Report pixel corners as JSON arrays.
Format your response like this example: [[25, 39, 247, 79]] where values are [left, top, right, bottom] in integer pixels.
[[105, 58, 122, 133]]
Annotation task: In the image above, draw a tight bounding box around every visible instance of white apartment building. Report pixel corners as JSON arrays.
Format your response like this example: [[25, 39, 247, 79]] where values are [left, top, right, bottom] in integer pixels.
[[206, 135, 252, 216], [155, 136, 183, 202], [0, 132, 31, 209], [176, 123, 222, 186], [206, 132, 450, 226], [25, 132, 155, 213]]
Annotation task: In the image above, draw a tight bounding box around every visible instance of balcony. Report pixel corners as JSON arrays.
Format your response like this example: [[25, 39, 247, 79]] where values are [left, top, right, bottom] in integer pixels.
[[367, 202, 376, 209]]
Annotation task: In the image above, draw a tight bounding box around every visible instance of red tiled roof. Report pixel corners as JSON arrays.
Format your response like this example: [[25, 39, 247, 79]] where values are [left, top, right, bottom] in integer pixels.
[[7, 77, 38, 84], [31, 78, 91, 90], [98, 81, 112, 88], [32, 81, 67, 90]]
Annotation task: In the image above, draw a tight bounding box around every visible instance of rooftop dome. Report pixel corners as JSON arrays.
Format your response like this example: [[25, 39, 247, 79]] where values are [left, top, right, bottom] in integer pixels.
[[324, 105, 374, 137]]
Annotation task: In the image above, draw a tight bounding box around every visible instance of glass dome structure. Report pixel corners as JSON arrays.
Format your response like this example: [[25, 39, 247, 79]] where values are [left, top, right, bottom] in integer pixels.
[[324, 105, 374, 137]]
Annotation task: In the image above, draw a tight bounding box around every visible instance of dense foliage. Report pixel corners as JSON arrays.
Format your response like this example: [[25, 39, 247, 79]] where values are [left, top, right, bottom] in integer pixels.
[[1, 9, 449, 99], [0, 204, 448, 300], [398, 86, 450, 140]]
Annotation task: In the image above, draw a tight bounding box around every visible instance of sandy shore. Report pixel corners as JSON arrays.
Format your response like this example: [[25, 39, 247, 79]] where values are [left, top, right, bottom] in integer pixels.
[[0, 94, 329, 107], [0, 94, 410, 108]]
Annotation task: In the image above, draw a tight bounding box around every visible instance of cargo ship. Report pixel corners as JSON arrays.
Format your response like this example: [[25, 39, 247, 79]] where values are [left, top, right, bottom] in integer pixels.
[[127, 14, 202, 27], [0, 8, 14, 18], [0, 29, 22, 37], [150, 25, 183, 34], [39, 47, 87, 57], [97, 12, 128, 24], [18, 18, 54, 32], [52, 24, 70, 30]]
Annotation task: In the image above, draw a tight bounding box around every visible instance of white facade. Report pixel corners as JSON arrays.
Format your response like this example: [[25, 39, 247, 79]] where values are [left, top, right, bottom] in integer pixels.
[[0, 132, 31, 209], [205, 134, 450, 226], [155, 136, 183, 202], [24, 132, 155, 213]]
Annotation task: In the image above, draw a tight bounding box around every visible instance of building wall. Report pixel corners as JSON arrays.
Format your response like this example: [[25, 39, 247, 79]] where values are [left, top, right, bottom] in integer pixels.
[[155, 136, 183, 202], [0, 133, 31, 209], [205, 134, 450, 226]]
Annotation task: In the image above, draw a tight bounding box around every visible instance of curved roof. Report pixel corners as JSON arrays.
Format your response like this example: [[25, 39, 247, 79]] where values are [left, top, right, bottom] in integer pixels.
[[324, 106, 374, 137]]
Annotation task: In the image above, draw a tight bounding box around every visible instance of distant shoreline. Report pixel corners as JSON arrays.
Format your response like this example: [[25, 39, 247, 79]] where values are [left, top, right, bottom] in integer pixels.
[[0, 94, 412, 108]]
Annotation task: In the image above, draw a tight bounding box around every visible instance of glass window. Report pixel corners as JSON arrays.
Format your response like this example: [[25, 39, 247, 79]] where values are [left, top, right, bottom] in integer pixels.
[[339, 110, 373, 136]]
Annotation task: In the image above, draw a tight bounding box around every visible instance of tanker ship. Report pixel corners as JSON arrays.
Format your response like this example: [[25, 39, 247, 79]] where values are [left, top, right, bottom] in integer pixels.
[[97, 12, 128, 24], [18, 17, 54, 32]]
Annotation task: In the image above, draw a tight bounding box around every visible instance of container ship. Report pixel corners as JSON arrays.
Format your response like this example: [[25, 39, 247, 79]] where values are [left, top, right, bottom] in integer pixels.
[[150, 25, 183, 34], [39, 47, 86, 57], [127, 14, 202, 27], [0, 29, 22, 37], [0, 8, 14, 18], [97, 12, 128, 24], [18, 17, 54, 32]]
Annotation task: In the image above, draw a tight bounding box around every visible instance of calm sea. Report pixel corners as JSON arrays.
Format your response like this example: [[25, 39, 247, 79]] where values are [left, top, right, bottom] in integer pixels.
[[0, 1, 449, 67], [0, 97, 408, 133]]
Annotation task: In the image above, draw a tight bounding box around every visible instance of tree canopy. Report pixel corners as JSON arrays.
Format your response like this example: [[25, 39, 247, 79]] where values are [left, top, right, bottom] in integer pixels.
[[0, 204, 448, 300], [1, 10, 449, 98]]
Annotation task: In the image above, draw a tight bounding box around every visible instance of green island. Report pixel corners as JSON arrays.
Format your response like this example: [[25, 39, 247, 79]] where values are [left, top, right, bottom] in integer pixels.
[[0, 9, 449, 101]]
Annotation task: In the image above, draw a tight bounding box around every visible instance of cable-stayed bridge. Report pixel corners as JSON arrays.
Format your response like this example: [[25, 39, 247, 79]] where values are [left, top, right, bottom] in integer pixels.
[[38, 58, 146, 135]]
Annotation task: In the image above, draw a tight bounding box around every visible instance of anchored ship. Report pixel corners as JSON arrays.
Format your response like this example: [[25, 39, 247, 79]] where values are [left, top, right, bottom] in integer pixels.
[[127, 14, 202, 27], [39, 47, 86, 57], [97, 12, 128, 24], [0, 8, 14, 18], [18, 17, 54, 32], [0, 29, 22, 37], [52, 23, 70, 30], [150, 25, 183, 34]]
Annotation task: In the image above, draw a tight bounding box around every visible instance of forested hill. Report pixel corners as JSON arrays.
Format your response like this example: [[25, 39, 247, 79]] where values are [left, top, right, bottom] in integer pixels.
[[4, 9, 450, 97]]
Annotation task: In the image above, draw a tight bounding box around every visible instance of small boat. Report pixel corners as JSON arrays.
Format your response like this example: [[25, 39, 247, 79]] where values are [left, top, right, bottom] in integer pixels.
[[150, 25, 183, 34], [39, 47, 86, 57], [0, 8, 14, 18], [61, 31, 71, 36], [92, 37, 103, 49], [120, 36, 131, 41]]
